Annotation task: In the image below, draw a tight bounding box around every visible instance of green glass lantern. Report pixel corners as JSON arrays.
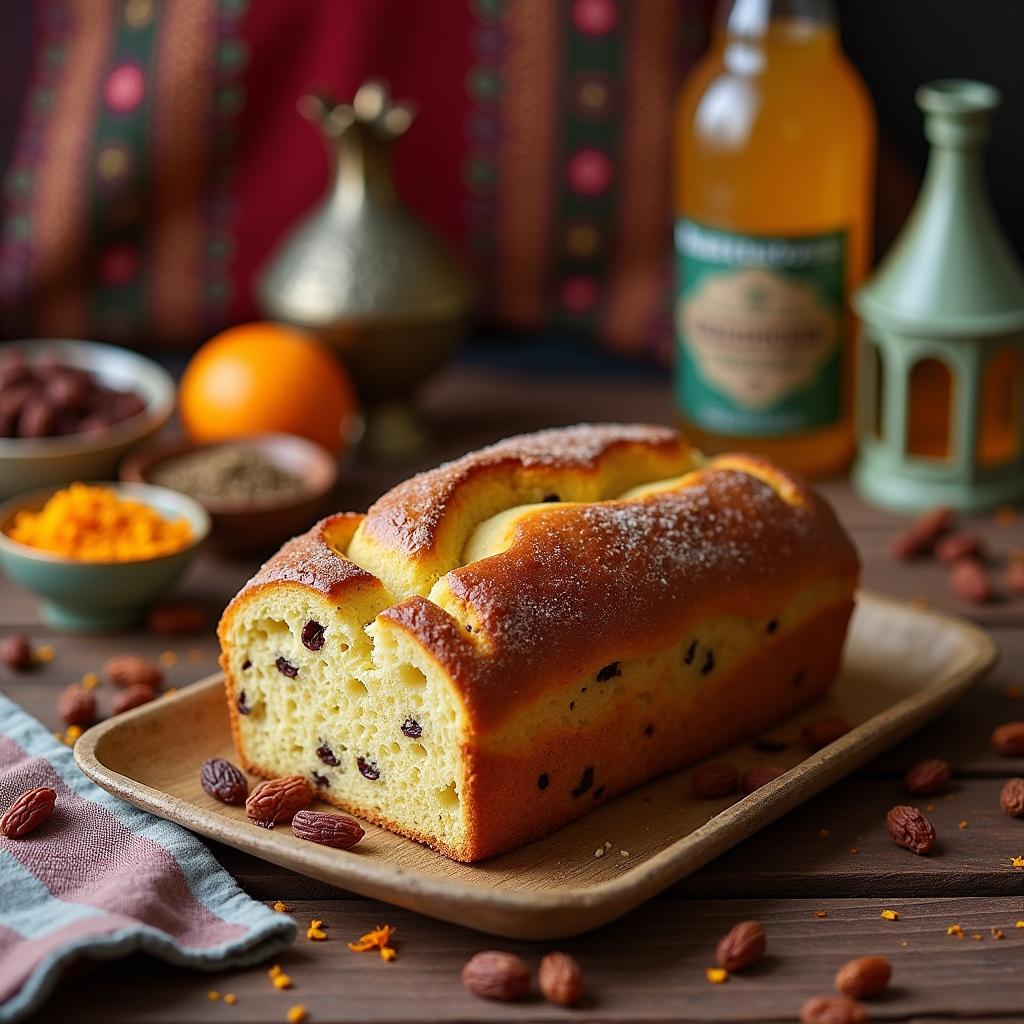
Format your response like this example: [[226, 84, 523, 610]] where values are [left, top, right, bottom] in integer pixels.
[[853, 80, 1024, 513]]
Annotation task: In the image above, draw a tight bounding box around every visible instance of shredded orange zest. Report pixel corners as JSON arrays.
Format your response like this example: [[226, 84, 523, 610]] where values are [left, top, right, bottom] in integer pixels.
[[224, 993, 237, 1005], [705, 967, 728, 984], [162, 687, 177, 698], [814, 911, 828, 919], [63, 725, 82, 745], [926, 803, 935, 812], [273, 901, 289, 913], [973, 933, 984, 941], [159, 650, 178, 667], [348, 924, 397, 960], [208, 991, 219, 1001], [307, 919, 328, 941], [881, 909, 899, 921], [1012, 855, 1024, 869], [81, 672, 98, 690], [995, 505, 1018, 526], [958, 820, 969, 830], [1017, 921, 1024, 929], [35, 644, 55, 663], [268, 964, 293, 989], [947, 924, 964, 938], [7, 483, 193, 561], [849, 847, 859, 855], [286, 1007, 308, 1024], [992, 929, 1005, 940]]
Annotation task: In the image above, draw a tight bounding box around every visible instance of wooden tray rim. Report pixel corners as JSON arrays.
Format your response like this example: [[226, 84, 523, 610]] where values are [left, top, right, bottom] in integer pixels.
[[74, 590, 998, 934]]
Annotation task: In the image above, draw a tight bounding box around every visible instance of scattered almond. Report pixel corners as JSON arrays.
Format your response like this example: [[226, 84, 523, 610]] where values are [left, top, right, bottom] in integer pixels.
[[802, 715, 851, 751], [245, 776, 312, 828], [740, 764, 786, 792], [538, 951, 584, 1007], [835, 955, 891, 998], [992, 722, 1024, 757], [800, 994, 867, 1024], [1, 787, 56, 838], [690, 762, 739, 799], [0, 633, 33, 671], [110, 683, 157, 715], [890, 506, 953, 559], [291, 810, 364, 850], [715, 920, 766, 972], [936, 533, 985, 564], [461, 951, 530, 1002], [103, 653, 163, 690]]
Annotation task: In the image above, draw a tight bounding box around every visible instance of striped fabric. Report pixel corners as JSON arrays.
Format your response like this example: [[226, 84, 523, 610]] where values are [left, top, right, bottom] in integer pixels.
[[0, 693, 295, 1022]]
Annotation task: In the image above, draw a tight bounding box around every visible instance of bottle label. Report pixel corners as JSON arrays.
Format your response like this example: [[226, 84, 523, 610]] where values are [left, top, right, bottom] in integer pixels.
[[674, 219, 846, 436]]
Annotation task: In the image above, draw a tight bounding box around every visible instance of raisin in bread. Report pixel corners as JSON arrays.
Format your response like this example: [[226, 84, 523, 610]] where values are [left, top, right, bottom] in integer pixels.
[[218, 424, 859, 862]]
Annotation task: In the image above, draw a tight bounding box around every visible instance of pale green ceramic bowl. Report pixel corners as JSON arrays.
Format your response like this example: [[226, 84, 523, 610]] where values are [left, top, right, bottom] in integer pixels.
[[0, 482, 210, 632]]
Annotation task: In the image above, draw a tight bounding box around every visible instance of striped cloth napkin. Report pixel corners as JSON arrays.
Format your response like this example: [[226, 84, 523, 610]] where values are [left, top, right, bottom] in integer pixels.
[[0, 692, 295, 1022]]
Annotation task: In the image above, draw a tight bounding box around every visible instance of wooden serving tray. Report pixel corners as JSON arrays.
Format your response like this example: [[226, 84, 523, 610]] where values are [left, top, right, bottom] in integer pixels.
[[75, 591, 996, 940]]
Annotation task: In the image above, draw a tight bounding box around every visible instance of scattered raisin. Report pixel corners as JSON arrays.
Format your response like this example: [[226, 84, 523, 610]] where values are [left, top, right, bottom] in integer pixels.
[[701, 650, 715, 674], [568, 701, 575, 711], [683, 639, 697, 665], [357, 757, 380, 781], [401, 718, 422, 738], [241, 659, 251, 671], [312, 771, 330, 788], [766, 618, 779, 634], [596, 661, 621, 682], [570, 766, 594, 798], [316, 743, 339, 766], [237, 691, 252, 715], [200, 757, 249, 805], [275, 656, 298, 678], [301, 620, 325, 651], [537, 773, 549, 790], [886, 804, 936, 855]]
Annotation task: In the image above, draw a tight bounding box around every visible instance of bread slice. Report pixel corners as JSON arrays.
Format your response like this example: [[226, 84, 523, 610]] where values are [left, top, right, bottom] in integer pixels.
[[218, 424, 858, 862]]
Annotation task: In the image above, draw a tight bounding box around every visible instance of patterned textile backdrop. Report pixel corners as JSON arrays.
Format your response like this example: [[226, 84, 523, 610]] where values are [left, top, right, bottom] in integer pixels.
[[0, 0, 714, 362]]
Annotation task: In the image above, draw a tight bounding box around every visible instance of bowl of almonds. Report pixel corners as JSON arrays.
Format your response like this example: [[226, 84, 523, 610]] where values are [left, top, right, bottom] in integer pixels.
[[0, 340, 175, 500]]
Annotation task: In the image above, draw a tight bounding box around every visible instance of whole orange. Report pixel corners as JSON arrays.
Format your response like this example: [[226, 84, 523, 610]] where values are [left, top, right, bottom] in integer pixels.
[[180, 322, 357, 453]]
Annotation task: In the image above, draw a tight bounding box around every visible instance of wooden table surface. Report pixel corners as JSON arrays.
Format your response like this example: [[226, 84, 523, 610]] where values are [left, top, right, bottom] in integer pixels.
[[3, 361, 1024, 1023]]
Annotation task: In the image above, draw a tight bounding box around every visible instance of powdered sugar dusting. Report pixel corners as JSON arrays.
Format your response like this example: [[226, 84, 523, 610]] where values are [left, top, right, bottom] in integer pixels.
[[362, 423, 681, 555]]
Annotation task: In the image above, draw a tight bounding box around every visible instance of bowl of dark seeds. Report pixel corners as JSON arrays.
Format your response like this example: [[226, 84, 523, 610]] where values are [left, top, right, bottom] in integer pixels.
[[121, 433, 338, 555], [0, 340, 175, 500]]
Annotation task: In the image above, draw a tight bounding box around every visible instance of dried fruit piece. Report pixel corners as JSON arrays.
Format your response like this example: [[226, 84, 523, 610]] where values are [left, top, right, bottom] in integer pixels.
[[690, 762, 739, 799], [835, 955, 891, 998], [936, 533, 985, 564], [103, 654, 163, 690], [316, 743, 340, 766], [993, 721, 1024, 756], [110, 683, 157, 715], [57, 685, 95, 727], [800, 994, 868, 1024], [275, 656, 298, 678], [904, 758, 951, 796], [200, 757, 249, 805], [301, 620, 325, 651], [802, 715, 851, 751], [1, 633, 33, 671], [245, 776, 312, 828], [291, 810, 364, 850], [1, 787, 56, 838], [357, 756, 380, 781], [538, 951, 584, 1006], [740, 764, 786, 792], [890, 506, 953, 559], [461, 951, 530, 1002], [886, 804, 936, 854], [146, 602, 207, 635], [715, 920, 766, 972], [401, 718, 422, 739], [1000, 777, 1024, 817], [950, 558, 994, 603]]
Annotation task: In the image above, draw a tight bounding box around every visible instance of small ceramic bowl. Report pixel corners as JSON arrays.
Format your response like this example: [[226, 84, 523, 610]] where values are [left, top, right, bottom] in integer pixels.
[[0, 482, 210, 632], [0, 339, 176, 501], [120, 433, 338, 556]]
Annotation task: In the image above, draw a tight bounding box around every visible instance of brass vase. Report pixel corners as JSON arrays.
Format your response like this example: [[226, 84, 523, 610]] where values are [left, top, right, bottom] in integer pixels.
[[258, 80, 477, 460]]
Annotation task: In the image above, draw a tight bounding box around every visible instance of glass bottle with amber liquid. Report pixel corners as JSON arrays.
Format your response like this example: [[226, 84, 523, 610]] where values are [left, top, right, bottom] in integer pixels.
[[673, 0, 875, 477]]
